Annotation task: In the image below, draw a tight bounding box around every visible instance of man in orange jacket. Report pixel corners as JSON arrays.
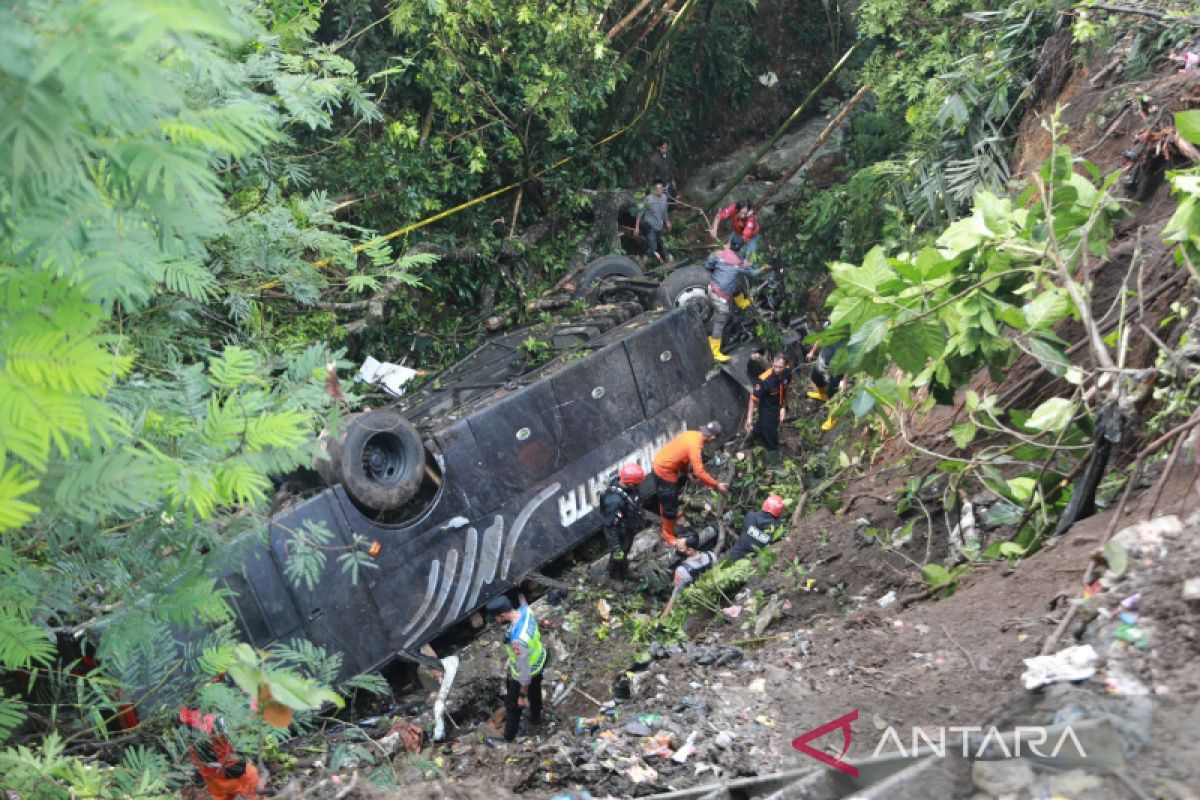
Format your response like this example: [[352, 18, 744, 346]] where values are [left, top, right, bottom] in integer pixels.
[[652, 422, 729, 546]]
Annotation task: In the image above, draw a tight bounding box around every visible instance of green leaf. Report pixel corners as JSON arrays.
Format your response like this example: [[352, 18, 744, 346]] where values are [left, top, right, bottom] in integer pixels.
[[950, 422, 977, 449], [1023, 288, 1071, 329], [998, 542, 1026, 559], [891, 318, 944, 373], [920, 563, 951, 587], [851, 388, 876, 417], [1027, 336, 1071, 378], [848, 315, 891, 357], [1025, 397, 1075, 433], [1176, 110, 1200, 145], [1006, 477, 1038, 503]]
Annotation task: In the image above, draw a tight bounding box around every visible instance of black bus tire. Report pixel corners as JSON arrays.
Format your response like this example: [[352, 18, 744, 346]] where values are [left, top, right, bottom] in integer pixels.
[[572, 255, 645, 303], [340, 409, 425, 512]]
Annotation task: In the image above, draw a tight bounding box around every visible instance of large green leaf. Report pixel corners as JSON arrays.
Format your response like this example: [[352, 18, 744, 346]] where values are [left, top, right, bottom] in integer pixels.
[[1176, 110, 1200, 145], [1023, 288, 1071, 329], [890, 318, 944, 373], [1025, 397, 1075, 433]]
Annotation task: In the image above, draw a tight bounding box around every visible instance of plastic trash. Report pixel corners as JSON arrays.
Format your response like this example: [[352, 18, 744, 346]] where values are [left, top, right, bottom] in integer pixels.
[[626, 762, 659, 783], [1021, 644, 1099, 689], [575, 716, 603, 735], [356, 356, 418, 397], [672, 731, 699, 763], [1113, 623, 1148, 648], [640, 731, 675, 759], [1119, 593, 1141, 611], [878, 590, 898, 608], [431, 655, 459, 742]]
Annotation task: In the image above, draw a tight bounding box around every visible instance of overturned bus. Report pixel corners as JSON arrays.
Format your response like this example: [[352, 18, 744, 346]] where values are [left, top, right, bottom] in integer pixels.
[[220, 257, 780, 678]]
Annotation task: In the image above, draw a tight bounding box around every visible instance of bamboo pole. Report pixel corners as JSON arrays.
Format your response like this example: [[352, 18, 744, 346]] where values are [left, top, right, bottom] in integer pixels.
[[752, 84, 871, 210]]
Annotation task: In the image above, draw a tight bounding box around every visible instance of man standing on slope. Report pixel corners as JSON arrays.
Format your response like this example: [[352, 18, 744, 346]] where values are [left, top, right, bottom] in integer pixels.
[[710, 199, 761, 259], [486, 595, 547, 743], [704, 239, 767, 362], [744, 353, 792, 459], [600, 462, 646, 582], [652, 422, 729, 547], [634, 179, 672, 264]]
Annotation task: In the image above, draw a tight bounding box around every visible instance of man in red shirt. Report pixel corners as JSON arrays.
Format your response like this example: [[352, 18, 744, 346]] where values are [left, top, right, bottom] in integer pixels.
[[710, 200, 760, 259]]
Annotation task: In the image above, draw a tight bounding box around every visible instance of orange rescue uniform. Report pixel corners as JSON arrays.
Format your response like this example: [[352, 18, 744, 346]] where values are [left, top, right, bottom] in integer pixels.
[[653, 430, 719, 544]]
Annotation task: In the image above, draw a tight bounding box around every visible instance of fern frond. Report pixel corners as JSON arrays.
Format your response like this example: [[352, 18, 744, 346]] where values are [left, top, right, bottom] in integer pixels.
[[208, 347, 261, 390], [0, 691, 27, 742], [0, 465, 40, 531], [243, 410, 308, 451], [0, 613, 54, 670], [214, 461, 271, 506]]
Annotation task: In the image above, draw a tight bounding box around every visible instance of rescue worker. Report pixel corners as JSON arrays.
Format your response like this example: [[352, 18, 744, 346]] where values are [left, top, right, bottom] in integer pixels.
[[179, 708, 260, 800], [704, 240, 768, 363], [710, 199, 761, 259], [634, 179, 672, 263], [744, 353, 792, 457], [652, 422, 729, 547], [600, 462, 647, 581], [728, 495, 786, 562], [486, 595, 546, 742], [662, 531, 717, 617], [807, 332, 845, 432]]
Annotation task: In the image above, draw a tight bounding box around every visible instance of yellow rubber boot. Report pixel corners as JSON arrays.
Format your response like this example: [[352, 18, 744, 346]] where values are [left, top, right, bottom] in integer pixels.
[[709, 337, 731, 363], [807, 387, 829, 401], [820, 415, 836, 431]]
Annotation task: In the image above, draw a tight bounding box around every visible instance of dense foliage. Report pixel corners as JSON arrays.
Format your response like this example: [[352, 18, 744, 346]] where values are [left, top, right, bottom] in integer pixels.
[[0, 0, 395, 793]]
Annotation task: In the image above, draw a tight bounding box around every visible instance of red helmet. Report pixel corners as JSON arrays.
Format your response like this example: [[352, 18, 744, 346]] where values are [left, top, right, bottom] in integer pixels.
[[762, 494, 785, 517], [618, 463, 646, 484]]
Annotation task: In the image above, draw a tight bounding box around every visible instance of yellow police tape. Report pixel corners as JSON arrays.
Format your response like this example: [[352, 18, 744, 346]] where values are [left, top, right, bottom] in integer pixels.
[[258, 80, 658, 292]]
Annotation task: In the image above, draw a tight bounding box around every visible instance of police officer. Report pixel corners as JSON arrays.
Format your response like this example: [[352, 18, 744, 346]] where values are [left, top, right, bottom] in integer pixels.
[[601, 463, 646, 581], [485, 595, 546, 742], [728, 494, 786, 562]]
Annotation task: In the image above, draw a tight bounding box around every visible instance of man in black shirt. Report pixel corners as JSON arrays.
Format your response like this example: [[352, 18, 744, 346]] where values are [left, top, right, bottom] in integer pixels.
[[647, 137, 676, 205], [600, 462, 646, 581], [744, 353, 792, 455], [729, 494, 786, 562]]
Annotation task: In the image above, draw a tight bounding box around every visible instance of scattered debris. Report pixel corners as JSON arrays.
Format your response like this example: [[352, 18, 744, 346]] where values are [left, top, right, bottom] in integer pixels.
[[432, 655, 460, 742], [356, 355, 418, 397], [1021, 644, 1099, 689]]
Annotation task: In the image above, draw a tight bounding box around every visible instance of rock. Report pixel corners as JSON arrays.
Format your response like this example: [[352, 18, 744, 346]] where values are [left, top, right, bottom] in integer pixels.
[[625, 722, 652, 737], [648, 642, 668, 659], [971, 759, 1035, 796], [713, 731, 736, 749], [1037, 768, 1102, 797]]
